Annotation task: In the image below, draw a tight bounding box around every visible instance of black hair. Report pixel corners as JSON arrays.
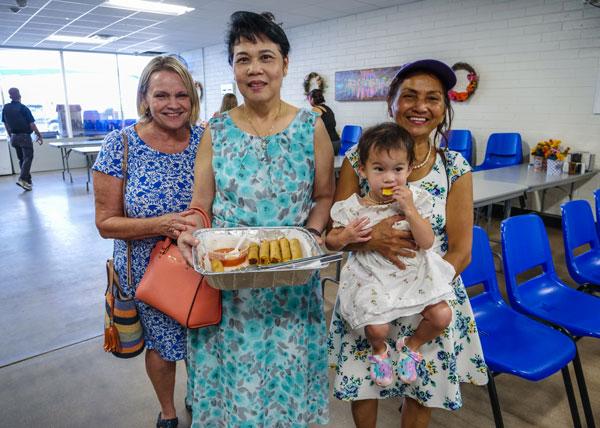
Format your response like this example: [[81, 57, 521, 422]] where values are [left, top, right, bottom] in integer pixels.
[[358, 122, 415, 166], [308, 89, 325, 105], [226, 11, 290, 65], [386, 69, 454, 148]]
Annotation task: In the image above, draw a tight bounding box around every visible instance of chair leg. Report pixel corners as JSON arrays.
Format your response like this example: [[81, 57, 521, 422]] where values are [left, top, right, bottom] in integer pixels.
[[572, 347, 596, 428], [486, 371, 504, 428], [561, 365, 582, 428]]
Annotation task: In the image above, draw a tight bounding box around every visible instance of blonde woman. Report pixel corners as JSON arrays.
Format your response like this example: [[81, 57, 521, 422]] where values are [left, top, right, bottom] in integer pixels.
[[93, 56, 203, 428], [212, 92, 238, 117]]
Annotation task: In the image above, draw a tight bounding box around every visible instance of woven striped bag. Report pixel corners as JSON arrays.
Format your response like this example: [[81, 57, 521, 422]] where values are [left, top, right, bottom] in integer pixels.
[[104, 258, 145, 358]]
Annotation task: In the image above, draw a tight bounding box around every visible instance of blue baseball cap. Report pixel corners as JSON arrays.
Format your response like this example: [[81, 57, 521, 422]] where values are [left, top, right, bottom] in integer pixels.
[[394, 59, 457, 91]]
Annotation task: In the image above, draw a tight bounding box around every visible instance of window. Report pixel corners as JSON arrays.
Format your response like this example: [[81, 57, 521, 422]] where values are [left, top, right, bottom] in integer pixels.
[[0, 49, 65, 138], [63, 51, 124, 137], [117, 54, 153, 125]]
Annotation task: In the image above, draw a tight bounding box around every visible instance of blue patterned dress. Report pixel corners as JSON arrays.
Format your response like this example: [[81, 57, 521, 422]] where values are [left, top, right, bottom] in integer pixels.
[[328, 146, 488, 409], [186, 109, 329, 427], [93, 124, 202, 361]]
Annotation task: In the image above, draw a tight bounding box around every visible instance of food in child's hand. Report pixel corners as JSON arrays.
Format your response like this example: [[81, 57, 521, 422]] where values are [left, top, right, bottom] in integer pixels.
[[259, 240, 270, 265], [290, 238, 303, 260], [211, 259, 224, 272], [279, 237, 292, 262], [269, 240, 282, 263], [382, 187, 393, 196], [248, 243, 259, 265]]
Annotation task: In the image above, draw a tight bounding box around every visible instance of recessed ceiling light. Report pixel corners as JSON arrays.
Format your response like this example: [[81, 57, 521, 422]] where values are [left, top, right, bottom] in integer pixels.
[[46, 34, 118, 44], [101, 0, 194, 16]]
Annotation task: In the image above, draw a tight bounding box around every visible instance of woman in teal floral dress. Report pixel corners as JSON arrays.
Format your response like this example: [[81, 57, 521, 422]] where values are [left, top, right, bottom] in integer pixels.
[[178, 12, 334, 427], [329, 60, 487, 427]]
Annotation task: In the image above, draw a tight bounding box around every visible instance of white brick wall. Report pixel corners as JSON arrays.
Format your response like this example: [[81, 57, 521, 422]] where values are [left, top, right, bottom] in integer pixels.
[[183, 0, 600, 213]]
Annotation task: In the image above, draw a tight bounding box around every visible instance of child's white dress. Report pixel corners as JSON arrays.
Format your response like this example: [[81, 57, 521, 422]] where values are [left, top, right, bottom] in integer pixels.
[[331, 185, 456, 330]]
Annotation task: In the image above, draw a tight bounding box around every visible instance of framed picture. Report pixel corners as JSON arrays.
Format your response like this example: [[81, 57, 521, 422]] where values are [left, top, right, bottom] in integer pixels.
[[335, 66, 400, 101]]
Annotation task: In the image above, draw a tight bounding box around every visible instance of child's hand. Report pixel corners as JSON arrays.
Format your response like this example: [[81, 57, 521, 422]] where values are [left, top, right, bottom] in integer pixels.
[[393, 186, 416, 214], [342, 216, 372, 245]]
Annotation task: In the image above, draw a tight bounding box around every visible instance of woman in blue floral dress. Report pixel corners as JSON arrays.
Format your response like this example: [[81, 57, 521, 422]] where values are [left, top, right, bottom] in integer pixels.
[[177, 12, 334, 427], [329, 60, 487, 427], [93, 56, 203, 428]]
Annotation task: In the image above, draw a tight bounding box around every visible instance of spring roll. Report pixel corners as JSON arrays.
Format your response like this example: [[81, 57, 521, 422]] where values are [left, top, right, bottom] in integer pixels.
[[279, 237, 292, 262], [248, 243, 259, 265], [290, 238, 303, 260], [269, 240, 282, 264], [259, 240, 270, 265], [211, 259, 224, 272]]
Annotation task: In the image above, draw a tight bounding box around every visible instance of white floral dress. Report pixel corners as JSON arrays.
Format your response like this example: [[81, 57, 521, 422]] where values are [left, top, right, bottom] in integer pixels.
[[331, 186, 456, 330], [328, 146, 488, 409]]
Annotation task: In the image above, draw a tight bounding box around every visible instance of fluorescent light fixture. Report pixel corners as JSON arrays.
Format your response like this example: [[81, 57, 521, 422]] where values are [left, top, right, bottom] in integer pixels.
[[46, 34, 118, 44], [102, 0, 194, 16]]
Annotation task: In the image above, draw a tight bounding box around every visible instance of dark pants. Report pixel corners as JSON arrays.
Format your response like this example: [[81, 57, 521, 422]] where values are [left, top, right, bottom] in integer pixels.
[[14, 143, 34, 184]]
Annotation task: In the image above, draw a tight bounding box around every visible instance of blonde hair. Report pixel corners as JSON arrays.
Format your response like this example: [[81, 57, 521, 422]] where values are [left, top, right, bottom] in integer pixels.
[[136, 56, 199, 126], [219, 93, 238, 113]]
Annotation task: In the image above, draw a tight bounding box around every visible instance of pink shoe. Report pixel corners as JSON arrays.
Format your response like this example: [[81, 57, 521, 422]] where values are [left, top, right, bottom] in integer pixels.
[[368, 342, 394, 387], [395, 337, 422, 383]]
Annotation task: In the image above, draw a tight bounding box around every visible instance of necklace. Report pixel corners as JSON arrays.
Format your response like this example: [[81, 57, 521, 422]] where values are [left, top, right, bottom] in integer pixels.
[[412, 141, 432, 169], [242, 102, 283, 149]]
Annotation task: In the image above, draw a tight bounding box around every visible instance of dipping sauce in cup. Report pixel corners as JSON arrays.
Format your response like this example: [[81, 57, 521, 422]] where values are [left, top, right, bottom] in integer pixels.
[[209, 247, 249, 267]]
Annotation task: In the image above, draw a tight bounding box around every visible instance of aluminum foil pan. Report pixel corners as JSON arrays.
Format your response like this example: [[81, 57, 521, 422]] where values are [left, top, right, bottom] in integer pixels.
[[192, 227, 342, 290]]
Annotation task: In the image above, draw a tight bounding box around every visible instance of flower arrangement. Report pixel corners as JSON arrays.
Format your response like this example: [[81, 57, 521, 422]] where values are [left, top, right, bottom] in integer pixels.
[[531, 139, 570, 161], [448, 62, 479, 102]]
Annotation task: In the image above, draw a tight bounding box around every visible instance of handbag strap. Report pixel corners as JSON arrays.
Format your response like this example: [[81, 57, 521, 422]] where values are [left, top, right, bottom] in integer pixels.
[[121, 130, 133, 291]]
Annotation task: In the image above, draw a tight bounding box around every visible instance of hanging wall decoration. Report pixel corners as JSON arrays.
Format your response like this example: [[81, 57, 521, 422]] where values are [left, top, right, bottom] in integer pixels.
[[303, 72, 326, 96], [448, 62, 479, 102], [335, 66, 400, 101]]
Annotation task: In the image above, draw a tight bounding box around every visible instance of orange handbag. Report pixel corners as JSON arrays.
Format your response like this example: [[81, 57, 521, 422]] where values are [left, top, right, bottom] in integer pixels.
[[135, 208, 222, 328]]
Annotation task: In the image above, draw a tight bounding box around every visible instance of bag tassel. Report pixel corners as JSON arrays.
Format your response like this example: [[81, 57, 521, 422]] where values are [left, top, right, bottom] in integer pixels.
[[104, 324, 121, 352]]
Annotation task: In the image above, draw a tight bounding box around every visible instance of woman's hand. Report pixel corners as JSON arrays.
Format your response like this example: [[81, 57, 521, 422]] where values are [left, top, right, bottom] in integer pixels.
[[157, 209, 199, 240], [368, 215, 417, 269], [177, 229, 199, 266]]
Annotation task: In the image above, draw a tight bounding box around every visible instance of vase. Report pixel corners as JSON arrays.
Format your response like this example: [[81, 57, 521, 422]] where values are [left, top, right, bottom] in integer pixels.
[[546, 159, 564, 176], [533, 156, 545, 172]]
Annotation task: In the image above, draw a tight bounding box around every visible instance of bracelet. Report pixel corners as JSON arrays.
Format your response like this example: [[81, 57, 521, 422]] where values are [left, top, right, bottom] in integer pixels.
[[305, 227, 322, 237]]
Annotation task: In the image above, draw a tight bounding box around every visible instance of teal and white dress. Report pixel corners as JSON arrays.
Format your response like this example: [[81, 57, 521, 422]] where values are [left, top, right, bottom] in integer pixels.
[[186, 108, 329, 427], [328, 146, 488, 409]]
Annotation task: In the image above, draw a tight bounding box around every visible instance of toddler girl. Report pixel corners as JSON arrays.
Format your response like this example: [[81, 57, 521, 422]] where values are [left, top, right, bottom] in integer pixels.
[[326, 122, 455, 387]]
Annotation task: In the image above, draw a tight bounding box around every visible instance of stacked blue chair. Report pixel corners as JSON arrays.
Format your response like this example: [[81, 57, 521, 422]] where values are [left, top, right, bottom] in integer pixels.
[[501, 214, 599, 428], [474, 133, 523, 171], [561, 200, 600, 293], [339, 125, 362, 156], [595, 189, 600, 239], [462, 226, 580, 428], [441, 129, 473, 165]]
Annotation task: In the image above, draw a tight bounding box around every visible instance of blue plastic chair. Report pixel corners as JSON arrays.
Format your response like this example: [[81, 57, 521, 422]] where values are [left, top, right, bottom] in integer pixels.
[[561, 200, 600, 293], [441, 129, 473, 165], [473, 133, 523, 171], [501, 214, 599, 427], [595, 189, 600, 239], [462, 226, 580, 428], [339, 125, 362, 156]]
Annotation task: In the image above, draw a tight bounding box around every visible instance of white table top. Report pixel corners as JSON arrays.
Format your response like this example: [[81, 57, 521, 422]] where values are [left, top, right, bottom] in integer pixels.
[[49, 140, 103, 149], [473, 163, 598, 192], [71, 146, 101, 155], [472, 176, 528, 208]]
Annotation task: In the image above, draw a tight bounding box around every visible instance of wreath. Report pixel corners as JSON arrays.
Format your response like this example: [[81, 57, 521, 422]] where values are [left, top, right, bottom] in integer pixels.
[[303, 72, 326, 96], [448, 62, 478, 102]]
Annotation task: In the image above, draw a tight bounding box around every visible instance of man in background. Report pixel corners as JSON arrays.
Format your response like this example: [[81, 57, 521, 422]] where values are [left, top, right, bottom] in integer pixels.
[[2, 87, 43, 191]]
